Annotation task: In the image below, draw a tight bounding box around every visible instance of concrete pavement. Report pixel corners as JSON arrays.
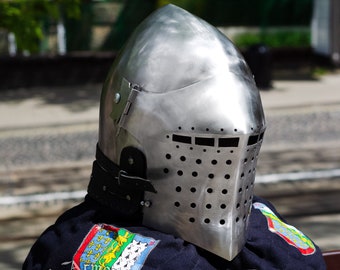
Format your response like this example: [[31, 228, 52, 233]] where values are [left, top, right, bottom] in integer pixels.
[[262, 73, 340, 111], [0, 83, 101, 130]]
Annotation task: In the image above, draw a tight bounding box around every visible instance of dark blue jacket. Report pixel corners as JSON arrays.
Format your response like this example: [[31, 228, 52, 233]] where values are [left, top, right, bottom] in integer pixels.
[[23, 195, 325, 270]]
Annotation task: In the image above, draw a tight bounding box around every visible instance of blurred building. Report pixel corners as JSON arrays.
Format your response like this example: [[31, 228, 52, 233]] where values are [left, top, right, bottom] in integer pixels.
[[312, 0, 340, 66]]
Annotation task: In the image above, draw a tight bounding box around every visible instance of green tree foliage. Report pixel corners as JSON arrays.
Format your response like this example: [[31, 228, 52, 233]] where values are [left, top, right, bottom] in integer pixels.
[[64, 2, 93, 51], [101, 0, 312, 51], [0, 0, 81, 54], [207, 0, 313, 27], [101, 0, 157, 51], [157, 0, 207, 16], [100, 0, 207, 51]]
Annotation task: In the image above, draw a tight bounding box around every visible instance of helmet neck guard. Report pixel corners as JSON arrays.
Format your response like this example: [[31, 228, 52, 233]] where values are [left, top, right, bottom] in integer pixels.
[[88, 144, 156, 217]]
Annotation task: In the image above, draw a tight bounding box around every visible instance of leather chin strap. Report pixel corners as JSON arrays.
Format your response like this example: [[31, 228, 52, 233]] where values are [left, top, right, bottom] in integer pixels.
[[87, 144, 156, 217]]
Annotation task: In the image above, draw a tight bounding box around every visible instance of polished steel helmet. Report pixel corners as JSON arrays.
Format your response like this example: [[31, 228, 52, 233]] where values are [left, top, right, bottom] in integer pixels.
[[97, 4, 265, 261]]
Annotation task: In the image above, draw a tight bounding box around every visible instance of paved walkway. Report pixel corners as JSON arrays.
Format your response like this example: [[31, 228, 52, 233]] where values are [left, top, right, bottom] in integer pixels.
[[0, 83, 101, 130], [262, 74, 340, 111]]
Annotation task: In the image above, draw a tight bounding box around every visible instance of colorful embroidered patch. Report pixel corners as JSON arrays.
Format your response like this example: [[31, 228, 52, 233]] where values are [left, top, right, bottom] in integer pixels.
[[253, 202, 315, 255], [73, 224, 159, 270]]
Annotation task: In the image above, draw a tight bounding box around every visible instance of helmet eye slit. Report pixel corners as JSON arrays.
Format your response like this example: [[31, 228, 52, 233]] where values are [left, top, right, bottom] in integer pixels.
[[172, 134, 191, 144], [171, 134, 253, 149], [195, 137, 214, 146]]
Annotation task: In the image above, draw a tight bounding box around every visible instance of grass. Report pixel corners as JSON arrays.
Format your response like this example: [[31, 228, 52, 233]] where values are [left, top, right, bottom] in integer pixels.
[[233, 29, 311, 49]]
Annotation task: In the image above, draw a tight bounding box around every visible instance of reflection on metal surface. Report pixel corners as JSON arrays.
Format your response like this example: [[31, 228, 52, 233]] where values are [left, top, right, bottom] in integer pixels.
[[98, 4, 265, 260]]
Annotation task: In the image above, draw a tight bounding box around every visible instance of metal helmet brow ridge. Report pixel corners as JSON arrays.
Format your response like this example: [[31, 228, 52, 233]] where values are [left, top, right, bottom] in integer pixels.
[[98, 4, 266, 260]]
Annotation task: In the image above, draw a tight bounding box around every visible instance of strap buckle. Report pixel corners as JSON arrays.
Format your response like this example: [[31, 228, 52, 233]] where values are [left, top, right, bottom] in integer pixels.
[[116, 170, 157, 193]]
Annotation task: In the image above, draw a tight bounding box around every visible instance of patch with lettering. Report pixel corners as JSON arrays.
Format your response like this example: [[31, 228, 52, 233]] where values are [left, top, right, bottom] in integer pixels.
[[253, 202, 315, 255], [73, 224, 159, 270]]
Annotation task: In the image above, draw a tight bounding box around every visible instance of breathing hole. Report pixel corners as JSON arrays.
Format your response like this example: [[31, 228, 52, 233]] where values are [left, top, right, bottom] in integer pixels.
[[196, 159, 202, 164], [163, 168, 169, 174], [189, 217, 195, 223], [226, 160, 232, 165], [207, 188, 213, 193], [192, 171, 198, 177], [224, 174, 230, 180], [191, 203, 196, 208], [206, 204, 212, 209], [190, 187, 196, 193], [175, 186, 182, 192], [177, 170, 183, 176], [220, 204, 226, 209], [180, 156, 186, 161], [220, 220, 225, 225], [174, 202, 180, 207], [236, 203, 240, 209], [204, 218, 210, 224], [236, 217, 240, 223], [208, 173, 214, 179], [166, 154, 171, 159], [222, 189, 228, 194], [211, 160, 217, 165]]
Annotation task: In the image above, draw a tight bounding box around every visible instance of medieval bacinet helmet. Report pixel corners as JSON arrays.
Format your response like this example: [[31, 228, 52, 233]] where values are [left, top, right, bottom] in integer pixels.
[[94, 4, 266, 261]]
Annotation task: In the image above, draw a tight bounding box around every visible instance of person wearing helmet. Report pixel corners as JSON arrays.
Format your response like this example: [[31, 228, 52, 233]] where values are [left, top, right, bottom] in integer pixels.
[[23, 5, 325, 270]]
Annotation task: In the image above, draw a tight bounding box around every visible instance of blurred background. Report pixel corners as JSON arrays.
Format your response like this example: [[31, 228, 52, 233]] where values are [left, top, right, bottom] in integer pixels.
[[1, 0, 340, 88], [0, 0, 340, 269]]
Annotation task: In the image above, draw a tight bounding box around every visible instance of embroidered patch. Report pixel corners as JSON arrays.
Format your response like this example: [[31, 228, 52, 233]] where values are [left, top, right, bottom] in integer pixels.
[[253, 202, 315, 255], [73, 224, 159, 270]]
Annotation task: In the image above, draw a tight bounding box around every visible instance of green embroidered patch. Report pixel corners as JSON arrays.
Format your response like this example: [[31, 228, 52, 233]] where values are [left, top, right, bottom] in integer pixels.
[[73, 224, 159, 270]]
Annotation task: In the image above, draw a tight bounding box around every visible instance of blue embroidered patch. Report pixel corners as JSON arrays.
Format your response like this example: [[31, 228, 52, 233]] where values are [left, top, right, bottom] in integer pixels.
[[73, 224, 159, 270]]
